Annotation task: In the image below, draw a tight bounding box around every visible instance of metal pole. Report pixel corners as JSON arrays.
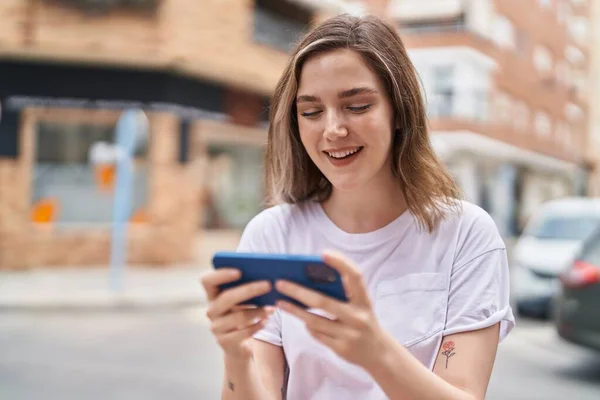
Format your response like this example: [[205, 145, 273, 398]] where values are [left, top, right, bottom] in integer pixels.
[[109, 109, 148, 292]]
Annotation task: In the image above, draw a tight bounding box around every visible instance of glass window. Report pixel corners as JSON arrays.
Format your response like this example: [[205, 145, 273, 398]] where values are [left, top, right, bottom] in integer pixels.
[[430, 65, 454, 118], [32, 121, 148, 226], [492, 16, 516, 49], [526, 216, 600, 240], [473, 91, 489, 121], [568, 17, 589, 44], [201, 143, 265, 229], [254, 0, 312, 52]]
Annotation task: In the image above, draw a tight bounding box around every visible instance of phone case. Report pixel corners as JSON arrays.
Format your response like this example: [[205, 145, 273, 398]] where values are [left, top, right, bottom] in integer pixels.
[[212, 252, 347, 307]]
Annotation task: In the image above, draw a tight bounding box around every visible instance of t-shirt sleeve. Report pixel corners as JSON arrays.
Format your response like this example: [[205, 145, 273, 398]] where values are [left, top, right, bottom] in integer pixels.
[[443, 248, 515, 342], [235, 209, 284, 347]]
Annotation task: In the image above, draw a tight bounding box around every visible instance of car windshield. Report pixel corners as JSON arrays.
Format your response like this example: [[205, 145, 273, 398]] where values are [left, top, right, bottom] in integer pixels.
[[526, 217, 600, 241]]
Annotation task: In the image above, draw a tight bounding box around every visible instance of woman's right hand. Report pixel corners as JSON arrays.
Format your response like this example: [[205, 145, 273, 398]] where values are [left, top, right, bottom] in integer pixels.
[[201, 268, 274, 359]]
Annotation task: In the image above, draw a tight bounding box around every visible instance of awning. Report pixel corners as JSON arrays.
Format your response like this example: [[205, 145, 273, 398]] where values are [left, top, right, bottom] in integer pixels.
[[431, 131, 579, 175]]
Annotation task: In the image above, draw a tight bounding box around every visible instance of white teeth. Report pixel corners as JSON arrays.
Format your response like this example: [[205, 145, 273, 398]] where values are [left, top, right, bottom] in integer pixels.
[[327, 147, 361, 159]]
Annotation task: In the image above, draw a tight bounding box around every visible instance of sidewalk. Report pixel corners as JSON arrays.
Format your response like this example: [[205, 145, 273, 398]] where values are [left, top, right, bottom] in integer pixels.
[[0, 238, 518, 312], [0, 265, 210, 311]]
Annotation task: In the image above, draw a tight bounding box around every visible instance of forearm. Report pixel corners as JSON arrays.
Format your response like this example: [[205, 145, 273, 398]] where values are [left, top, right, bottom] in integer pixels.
[[221, 353, 275, 400], [365, 332, 475, 400]]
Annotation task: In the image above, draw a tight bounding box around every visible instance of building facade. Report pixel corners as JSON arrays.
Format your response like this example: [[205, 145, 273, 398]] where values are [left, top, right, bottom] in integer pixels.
[[589, 0, 600, 196], [0, 0, 353, 269], [393, 0, 593, 237]]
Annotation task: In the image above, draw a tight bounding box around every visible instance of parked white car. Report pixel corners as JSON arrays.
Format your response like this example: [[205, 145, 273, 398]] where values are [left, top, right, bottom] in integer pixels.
[[513, 197, 600, 318]]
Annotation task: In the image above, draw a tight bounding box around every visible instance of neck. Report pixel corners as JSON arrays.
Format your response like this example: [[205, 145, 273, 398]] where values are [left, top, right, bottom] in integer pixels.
[[321, 174, 407, 234]]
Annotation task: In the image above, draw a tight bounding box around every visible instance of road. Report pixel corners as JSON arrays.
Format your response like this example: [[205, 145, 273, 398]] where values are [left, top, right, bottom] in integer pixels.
[[0, 308, 598, 400]]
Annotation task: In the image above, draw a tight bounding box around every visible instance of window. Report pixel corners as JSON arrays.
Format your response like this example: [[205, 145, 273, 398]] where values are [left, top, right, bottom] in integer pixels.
[[400, 15, 466, 34], [32, 121, 148, 226], [473, 91, 489, 121], [566, 102, 584, 122], [526, 216, 600, 240], [430, 65, 455, 118], [254, 0, 312, 52], [48, 0, 160, 15], [202, 143, 265, 229], [492, 16, 516, 49], [568, 16, 589, 44], [535, 111, 552, 136], [565, 45, 585, 65], [533, 46, 554, 73]]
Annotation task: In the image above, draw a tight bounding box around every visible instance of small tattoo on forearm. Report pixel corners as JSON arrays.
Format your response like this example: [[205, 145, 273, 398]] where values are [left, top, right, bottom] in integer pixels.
[[228, 381, 235, 391], [441, 341, 456, 369]]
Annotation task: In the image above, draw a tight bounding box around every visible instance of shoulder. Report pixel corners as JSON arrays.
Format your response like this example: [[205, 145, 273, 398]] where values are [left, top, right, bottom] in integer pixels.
[[238, 202, 313, 253], [243, 202, 309, 232], [439, 200, 506, 266]]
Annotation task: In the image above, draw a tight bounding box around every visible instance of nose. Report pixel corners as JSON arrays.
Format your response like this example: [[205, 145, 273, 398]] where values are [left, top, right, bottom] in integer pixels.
[[323, 110, 348, 140]]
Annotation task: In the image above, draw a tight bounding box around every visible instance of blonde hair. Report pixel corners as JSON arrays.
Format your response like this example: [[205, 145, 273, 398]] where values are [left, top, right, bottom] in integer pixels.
[[265, 14, 462, 232]]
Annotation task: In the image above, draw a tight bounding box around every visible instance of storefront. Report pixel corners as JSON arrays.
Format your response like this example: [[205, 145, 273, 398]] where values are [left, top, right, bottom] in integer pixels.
[[432, 131, 580, 238], [0, 60, 268, 269]]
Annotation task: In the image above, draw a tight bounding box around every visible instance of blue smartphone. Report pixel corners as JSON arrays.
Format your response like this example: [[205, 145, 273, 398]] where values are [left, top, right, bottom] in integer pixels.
[[212, 252, 348, 307]]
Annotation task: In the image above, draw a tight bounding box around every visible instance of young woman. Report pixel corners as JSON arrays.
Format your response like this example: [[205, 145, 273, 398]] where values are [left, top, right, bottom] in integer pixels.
[[201, 14, 514, 400]]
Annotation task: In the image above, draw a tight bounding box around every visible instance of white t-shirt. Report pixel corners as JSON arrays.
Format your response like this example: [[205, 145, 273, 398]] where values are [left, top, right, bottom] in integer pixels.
[[237, 200, 515, 400]]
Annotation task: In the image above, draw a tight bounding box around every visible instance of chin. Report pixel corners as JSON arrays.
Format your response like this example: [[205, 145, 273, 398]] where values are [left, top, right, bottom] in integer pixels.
[[327, 177, 363, 192]]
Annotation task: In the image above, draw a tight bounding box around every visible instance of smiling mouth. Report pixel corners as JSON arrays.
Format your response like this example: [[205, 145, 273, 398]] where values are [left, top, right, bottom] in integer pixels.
[[325, 146, 364, 159]]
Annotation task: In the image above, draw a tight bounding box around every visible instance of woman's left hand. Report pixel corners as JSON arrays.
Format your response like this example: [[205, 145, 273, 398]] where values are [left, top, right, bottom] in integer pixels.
[[275, 250, 387, 369]]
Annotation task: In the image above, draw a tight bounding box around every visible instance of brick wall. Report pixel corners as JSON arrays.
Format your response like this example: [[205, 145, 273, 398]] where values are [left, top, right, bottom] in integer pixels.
[[0, 0, 294, 95]]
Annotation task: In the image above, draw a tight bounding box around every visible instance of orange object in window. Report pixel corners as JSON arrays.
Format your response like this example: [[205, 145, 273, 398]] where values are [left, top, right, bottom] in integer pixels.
[[95, 164, 116, 191], [130, 208, 148, 224], [31, 198, 59, 224]]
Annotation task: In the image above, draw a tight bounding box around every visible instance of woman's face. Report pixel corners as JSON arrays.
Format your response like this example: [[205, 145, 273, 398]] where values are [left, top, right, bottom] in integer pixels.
[[296, 49, 396, 193]]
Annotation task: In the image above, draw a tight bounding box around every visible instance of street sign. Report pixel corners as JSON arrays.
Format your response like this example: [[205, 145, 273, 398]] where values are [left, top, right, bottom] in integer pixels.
[[109, 109, 149, 292]]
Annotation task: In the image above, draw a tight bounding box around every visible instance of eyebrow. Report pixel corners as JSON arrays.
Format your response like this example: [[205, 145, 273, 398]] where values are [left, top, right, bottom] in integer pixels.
[[295, 86, 378, 103]]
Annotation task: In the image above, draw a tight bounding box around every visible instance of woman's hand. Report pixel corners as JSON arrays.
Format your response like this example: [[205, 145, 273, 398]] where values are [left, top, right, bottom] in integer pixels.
[[274, 250, 387, 369], [201, 269, 274, 359]]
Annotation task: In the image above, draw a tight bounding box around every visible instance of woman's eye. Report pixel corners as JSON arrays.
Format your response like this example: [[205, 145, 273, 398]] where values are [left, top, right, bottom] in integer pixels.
[[348, 105, 371, 113], [300, 110, 322, 118]]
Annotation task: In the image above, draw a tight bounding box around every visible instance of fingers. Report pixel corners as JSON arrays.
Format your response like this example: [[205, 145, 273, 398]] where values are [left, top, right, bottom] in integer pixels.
[[206, 280, 272, 319], [211, 306, 275, 334], [322, 250, 371, 307], [276, 300, 340, 336], [218, 318, 269, 348], [200, 269, 241, 301], [275, 280, 351, 321]]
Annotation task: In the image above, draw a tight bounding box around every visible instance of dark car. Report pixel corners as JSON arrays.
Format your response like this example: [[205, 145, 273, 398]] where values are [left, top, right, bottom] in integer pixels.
[[555, 227, 600, 351]]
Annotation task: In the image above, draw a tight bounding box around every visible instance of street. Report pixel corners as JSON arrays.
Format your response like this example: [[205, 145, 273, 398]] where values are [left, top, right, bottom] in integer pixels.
[[0, 308, 599, 400]]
